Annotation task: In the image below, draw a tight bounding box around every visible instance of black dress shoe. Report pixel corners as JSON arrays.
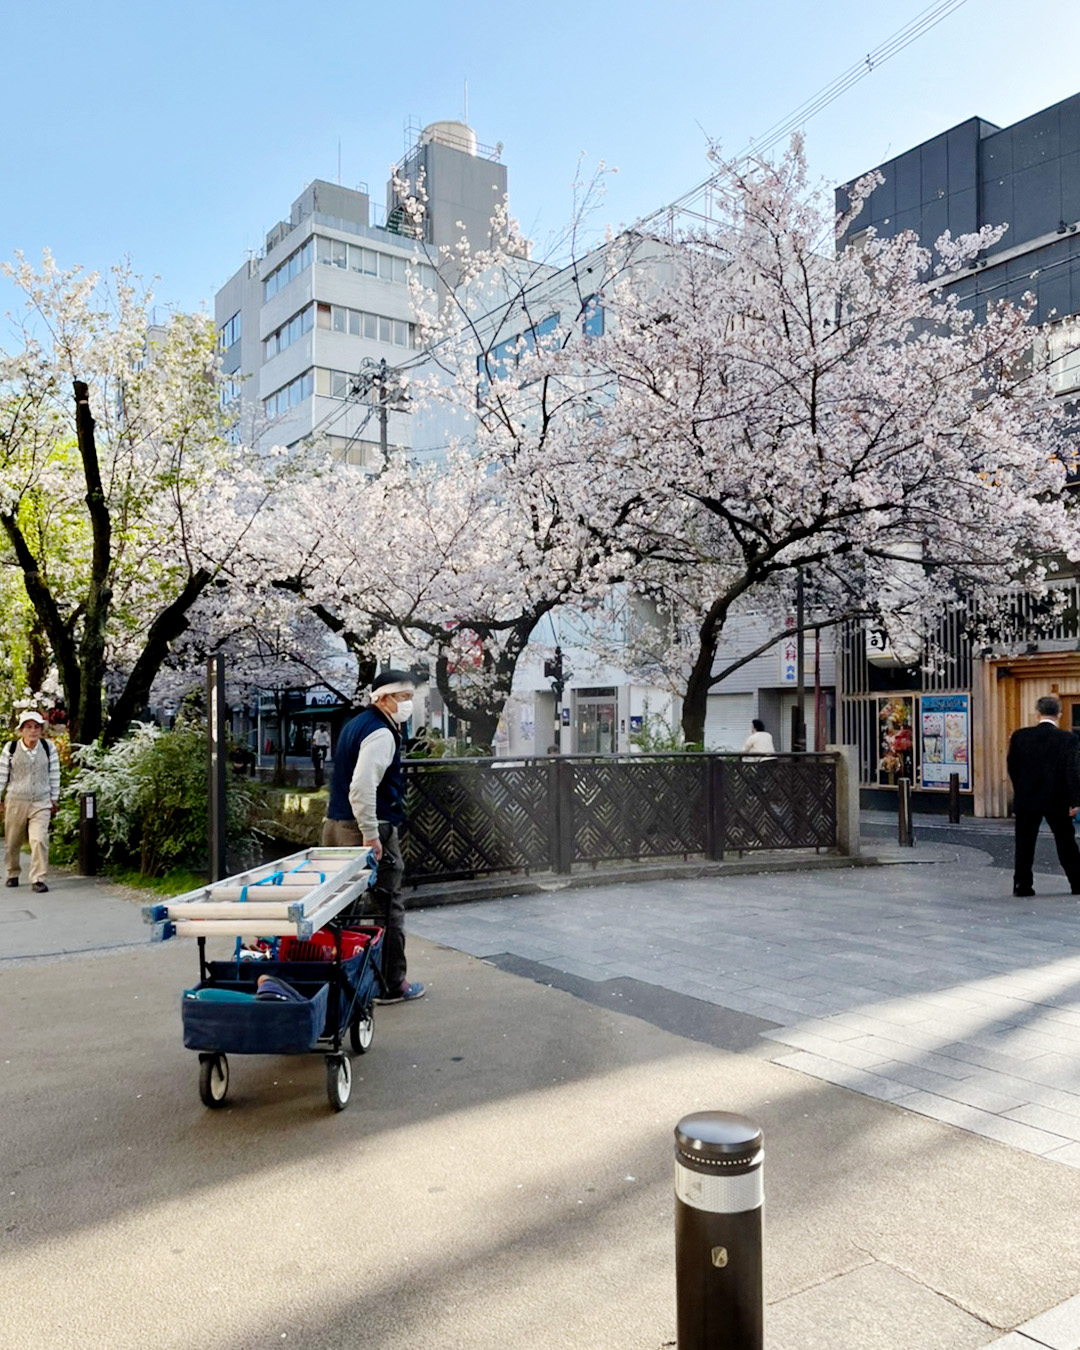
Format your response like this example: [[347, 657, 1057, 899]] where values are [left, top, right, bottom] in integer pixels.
[[31, 881, 48, 893], [5, 877, 17, 887], [1013, 886, 1035, 897]]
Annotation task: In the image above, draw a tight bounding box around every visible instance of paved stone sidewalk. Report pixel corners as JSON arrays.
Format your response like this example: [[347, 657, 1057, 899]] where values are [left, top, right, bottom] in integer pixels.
[[410, 844, 1080, 1168]]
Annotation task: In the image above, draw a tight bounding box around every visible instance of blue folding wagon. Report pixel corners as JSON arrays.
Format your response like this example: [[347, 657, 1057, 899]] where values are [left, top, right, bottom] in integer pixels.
[[144, 848, 385, 1111]]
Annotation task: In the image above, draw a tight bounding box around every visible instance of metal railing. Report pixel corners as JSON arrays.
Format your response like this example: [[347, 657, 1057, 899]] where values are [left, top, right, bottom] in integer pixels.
[[401, 752, 839, 885]]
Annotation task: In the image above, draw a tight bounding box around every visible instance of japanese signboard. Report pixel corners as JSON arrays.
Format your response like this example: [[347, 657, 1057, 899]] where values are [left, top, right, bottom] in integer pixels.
[[778, 633, 818, 684], [919, 694, 970, 790]]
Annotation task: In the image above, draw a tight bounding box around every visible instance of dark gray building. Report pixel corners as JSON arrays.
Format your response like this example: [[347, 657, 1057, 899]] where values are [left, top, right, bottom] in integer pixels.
[[835, 93, 1080, 817], [839, 93, 1080, 333]]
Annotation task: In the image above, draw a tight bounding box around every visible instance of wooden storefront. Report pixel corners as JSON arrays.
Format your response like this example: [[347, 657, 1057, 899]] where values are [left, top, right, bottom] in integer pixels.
[[973, 651, 1080, 818], [840, 592, 1080, 818]]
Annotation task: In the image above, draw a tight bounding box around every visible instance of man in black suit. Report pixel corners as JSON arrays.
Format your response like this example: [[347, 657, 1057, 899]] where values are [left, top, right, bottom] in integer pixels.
[[1007, 695, 1080, 896]]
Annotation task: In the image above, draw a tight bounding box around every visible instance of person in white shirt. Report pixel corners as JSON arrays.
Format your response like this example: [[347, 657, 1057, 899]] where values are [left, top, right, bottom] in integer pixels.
[[1, 710, 61, 893], [322, 671, 424, 1004], [742, 719, 776, 756]]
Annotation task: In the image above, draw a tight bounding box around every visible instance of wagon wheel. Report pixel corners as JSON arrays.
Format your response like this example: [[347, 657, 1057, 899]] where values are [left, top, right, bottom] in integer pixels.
[[198, 1053, 229, 1109], [350, 1005, 375, 1055], [326, 1053, 352, 1111]]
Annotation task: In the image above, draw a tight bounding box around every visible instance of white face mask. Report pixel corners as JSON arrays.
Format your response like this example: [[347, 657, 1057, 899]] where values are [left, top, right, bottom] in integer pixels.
[[391, 699, 414, 724]]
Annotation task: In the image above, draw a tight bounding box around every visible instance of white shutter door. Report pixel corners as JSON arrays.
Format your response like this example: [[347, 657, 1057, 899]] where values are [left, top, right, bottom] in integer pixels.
[[703, 693, 754, 751]]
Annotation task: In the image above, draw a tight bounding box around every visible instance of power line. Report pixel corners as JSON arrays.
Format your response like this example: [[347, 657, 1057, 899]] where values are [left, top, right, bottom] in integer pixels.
[[382, 0, 972, 367], [639, 0, 969, 230], [285, 1, 973, 442]]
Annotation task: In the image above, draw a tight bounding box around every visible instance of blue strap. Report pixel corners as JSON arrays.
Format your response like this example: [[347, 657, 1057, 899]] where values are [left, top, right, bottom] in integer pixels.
[[286, 863, 323, 882]]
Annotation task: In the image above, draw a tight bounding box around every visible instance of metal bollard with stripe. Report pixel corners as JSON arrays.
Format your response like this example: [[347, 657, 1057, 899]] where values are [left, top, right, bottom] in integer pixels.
[[674, 1111, 764, 1350]]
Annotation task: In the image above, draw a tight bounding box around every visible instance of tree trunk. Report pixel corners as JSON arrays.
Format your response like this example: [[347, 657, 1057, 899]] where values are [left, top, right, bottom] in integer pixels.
[[272, 689, 288, 785], [102, 567, 213, 746], [433, 619, 536, 754], [681, 604, 728, 748], [73, 381, 111, 747], [434, 656, 500, 751], [681, 645, 714, 747], [1, 511, 83, 729], [26, 629, 49, 696]]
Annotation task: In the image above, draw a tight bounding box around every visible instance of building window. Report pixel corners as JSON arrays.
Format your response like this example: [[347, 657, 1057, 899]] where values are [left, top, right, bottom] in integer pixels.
[[1047, 317, 1080, 396], [263, 369, 314, 419], [263, 238, 315, 301], [476, 315, 561, 400], [219, 311, 242, 351], [582, 295, 604, 339], [315, 301, 414, 347], [315, 234, 436, 289], [263, 305, 314, 360], [316, 368, 361, 399]]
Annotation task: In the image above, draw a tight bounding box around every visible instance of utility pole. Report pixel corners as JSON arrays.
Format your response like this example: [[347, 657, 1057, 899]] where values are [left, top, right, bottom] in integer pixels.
[[377, 358, 389, 467], [544, 646, 566, 751], [352, 358, 407, 470], [794, 569, 807, 752]]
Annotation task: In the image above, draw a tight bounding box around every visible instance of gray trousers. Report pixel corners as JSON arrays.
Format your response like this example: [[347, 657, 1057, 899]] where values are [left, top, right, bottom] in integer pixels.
[[321, 817, 407, 989]]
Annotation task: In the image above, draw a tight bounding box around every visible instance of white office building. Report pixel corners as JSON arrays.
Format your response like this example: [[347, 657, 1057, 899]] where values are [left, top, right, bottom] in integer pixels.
[[213, 121, 508, 466]]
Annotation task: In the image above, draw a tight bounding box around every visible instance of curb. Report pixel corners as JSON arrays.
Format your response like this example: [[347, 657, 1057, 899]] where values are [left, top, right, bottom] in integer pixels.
[[405, 850, 891, 909]]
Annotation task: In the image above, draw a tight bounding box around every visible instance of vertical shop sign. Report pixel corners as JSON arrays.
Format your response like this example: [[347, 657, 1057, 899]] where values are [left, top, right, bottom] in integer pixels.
[[919, 694, 970, 790]]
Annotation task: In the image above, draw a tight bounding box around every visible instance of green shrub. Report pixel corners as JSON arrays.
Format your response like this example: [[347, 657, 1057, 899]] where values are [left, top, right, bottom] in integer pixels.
[[253, 786, 327, 848], [629, 702, 702, 753], [60, 721, 259, 878]]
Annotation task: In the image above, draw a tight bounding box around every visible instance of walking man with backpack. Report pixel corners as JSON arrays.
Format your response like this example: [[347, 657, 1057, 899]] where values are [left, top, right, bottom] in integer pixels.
[[1, 711, 61, 893]]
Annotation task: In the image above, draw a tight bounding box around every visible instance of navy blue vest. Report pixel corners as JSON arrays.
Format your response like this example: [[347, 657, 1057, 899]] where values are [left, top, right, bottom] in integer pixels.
[[327, 708, 406, 826]]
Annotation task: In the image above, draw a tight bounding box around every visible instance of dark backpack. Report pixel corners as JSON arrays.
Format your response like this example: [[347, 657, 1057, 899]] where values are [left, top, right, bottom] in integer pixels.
[[8, 738, 51, 759]]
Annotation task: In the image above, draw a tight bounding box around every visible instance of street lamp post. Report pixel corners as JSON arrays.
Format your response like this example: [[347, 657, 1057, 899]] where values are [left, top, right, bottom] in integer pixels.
[[794, 568, 807, 752], [207, 656, 227, 882]]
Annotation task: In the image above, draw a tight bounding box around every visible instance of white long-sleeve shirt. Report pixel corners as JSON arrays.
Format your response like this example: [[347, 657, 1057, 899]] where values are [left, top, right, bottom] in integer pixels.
[[347, 725, 397, 840], [742, 730, 776, 756]]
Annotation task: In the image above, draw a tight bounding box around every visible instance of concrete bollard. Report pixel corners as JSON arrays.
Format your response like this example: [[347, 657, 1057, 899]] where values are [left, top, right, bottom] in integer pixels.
[[674, 1111, 764, 1350]]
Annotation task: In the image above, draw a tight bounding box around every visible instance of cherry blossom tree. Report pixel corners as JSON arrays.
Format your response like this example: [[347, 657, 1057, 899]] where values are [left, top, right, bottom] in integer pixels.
[[0, 252, 311, 745], [562, 138, 1080, 744], [266, 438, 627, 750], [265, 175, 640, 751]]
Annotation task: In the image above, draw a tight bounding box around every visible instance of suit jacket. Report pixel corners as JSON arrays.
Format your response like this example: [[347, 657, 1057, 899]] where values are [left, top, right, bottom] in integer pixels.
[[1007, 721, 1080, 814]]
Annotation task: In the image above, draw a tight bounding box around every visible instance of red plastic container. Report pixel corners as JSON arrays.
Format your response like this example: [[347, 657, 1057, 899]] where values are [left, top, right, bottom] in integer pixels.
[[278, 928, 375, 962]]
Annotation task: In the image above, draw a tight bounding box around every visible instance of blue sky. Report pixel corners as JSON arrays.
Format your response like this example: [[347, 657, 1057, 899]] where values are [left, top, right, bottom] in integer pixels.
[[2, 0, 1079, 316]]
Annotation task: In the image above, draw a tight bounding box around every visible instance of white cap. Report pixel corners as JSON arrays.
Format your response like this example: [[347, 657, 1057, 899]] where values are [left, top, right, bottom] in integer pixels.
[[17, 710, 45, 727]]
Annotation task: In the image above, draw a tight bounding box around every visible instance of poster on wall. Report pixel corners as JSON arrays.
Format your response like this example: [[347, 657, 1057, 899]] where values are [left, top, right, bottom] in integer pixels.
[[919, 694, 970, 790], [878, 697, 914, 785]]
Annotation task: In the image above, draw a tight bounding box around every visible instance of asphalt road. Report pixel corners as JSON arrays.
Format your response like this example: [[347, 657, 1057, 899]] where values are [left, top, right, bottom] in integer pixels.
[[5, 853, 1080, 1347], [862, 810, 1070, 876]]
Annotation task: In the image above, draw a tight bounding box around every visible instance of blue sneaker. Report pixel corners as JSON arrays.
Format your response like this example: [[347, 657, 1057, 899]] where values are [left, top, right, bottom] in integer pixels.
[[376, 980, 426, 1004]]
